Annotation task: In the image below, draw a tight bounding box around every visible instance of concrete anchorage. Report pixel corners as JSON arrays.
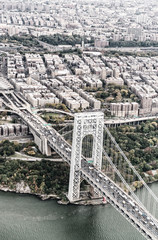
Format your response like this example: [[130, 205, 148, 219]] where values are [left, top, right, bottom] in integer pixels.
[[30, 129, 51, 156], [68, 112, 104, 202]]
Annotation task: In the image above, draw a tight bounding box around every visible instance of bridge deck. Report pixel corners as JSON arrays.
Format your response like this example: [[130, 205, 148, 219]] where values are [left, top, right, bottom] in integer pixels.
[[17, 108, 158, 240]]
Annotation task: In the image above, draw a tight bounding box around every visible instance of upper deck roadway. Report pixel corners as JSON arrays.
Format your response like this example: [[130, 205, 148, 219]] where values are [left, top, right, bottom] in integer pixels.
[[10, 107, 158, 240]]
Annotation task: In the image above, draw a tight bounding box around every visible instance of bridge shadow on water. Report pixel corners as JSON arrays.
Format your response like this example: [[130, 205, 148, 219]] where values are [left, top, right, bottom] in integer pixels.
[[62, 204, 145, 240]]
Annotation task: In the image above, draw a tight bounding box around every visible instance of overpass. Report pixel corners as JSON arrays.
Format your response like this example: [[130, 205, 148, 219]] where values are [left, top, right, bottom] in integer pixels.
[[35, 108, 74, 117], [105, 115, 158, 127]]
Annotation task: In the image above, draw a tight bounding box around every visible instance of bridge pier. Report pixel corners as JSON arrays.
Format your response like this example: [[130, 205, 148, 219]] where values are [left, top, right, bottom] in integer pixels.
[[68, 112, 104, 203], [31, 130, 51, 156], [41, 136, 52, 156]]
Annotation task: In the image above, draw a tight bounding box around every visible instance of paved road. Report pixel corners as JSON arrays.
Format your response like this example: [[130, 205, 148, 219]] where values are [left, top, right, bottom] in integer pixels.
[[7, 156, 63, 162], [7, 152, 63, 162], [105, 115, 158, 125]]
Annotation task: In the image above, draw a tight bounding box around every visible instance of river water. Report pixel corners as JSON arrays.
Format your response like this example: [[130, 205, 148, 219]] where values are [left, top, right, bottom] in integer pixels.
[[0, 183, 157, 240]]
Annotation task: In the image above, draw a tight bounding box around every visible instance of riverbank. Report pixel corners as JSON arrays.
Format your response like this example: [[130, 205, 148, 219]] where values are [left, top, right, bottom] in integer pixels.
[[0, 158, 157, 206], [0, 178, 157, 206], [0, 183, 61, 201], [0, 183, 106, 206]]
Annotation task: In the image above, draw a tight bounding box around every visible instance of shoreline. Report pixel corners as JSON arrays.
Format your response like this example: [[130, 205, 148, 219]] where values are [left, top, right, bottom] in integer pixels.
[[0, 185, 61, 201], [0, 185, 106, 206], [0, 185, 107, 206], [0, 179, 157, 206]]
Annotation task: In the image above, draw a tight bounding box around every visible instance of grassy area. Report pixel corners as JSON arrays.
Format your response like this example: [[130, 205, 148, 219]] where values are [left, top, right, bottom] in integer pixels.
[[41, 112, 72, 125], [44, 103, 70, 112], [9, 152, 25, 158]]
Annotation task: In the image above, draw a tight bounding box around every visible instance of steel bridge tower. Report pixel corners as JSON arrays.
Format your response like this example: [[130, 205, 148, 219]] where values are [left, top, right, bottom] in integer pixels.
[[68, 112, 104, 202]]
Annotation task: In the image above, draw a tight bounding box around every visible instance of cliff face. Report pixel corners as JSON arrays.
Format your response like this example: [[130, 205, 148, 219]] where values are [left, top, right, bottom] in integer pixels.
[[16, 181, 31, 194], [0, 182, 59, 201], [0, 181, 31, 194]]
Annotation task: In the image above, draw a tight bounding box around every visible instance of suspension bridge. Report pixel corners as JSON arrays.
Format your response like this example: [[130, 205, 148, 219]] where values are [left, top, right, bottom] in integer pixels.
[[1, 94, 158, 240]]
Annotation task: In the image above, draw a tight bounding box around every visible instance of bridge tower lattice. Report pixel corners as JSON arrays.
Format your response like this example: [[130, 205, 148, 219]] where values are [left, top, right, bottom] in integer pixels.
[[68, 112, 104, 202]]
